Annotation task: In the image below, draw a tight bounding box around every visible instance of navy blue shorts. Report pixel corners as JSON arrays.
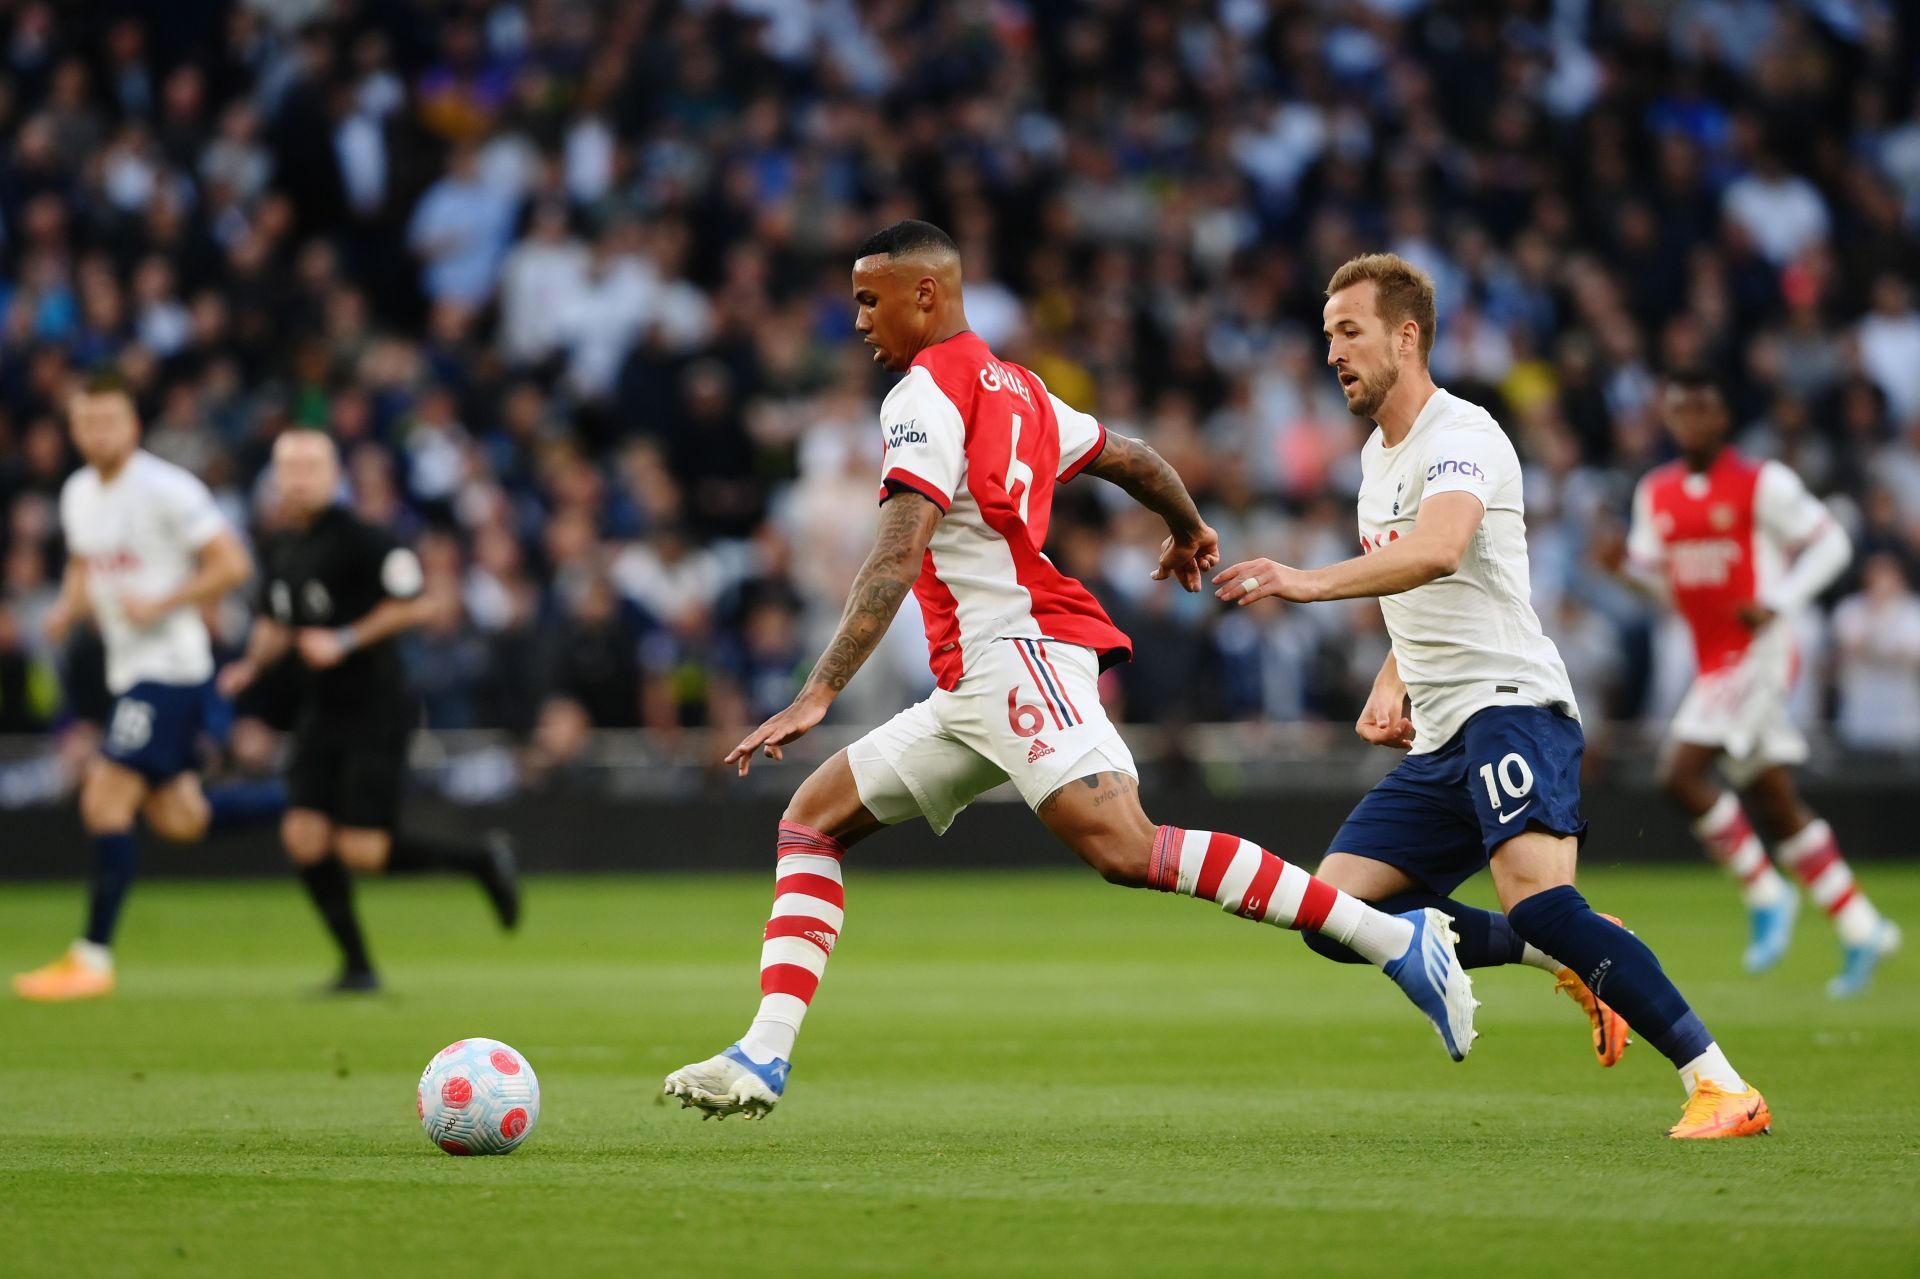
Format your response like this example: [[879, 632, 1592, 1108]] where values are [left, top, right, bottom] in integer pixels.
[[101, 680, 210, 784], [1329, 705, 1588, 897]]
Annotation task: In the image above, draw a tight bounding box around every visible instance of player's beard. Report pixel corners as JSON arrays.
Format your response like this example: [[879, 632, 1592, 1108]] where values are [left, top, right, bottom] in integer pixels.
[[1345, 361, 1400, 420]]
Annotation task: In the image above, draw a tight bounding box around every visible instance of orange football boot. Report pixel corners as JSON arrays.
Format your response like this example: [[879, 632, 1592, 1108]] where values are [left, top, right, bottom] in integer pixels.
[[1668, 1080, 1771, 1139], [1552, 913, 1632, 1066], [12, 951, 115, 1001]]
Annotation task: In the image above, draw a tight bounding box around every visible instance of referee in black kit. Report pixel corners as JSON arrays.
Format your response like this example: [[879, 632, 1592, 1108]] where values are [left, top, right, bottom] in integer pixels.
[[218, 429, 520, 991]]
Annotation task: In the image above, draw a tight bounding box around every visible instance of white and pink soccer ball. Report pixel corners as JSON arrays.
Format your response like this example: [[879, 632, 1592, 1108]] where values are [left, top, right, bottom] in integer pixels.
[[417, 1038, 541, 1156]]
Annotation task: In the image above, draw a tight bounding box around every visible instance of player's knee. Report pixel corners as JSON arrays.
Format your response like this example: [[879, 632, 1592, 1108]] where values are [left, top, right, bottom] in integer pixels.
[[781, 753, 879, 845], [333, 830, 390, 874], [281, 812, 330, 865], [145, 791, 210, 844], [79, 772, 141, 834]]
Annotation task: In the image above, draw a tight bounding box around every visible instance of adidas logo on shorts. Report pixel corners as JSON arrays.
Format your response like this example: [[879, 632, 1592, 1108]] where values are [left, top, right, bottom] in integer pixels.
[[1027, 739, 1054, 764]]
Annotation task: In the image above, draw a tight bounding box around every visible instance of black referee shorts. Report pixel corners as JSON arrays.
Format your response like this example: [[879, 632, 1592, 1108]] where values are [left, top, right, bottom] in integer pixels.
[[287, 720, 410, 831]]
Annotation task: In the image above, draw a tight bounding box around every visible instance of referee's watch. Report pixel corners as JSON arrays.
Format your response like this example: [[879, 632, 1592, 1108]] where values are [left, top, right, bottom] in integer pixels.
[[334, 626, 360, 655]]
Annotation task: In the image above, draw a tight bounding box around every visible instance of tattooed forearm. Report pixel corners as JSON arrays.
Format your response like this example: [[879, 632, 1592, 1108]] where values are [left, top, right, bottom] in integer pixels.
[[802, 492, 941, 698], [1082, 433, 1203, 532]]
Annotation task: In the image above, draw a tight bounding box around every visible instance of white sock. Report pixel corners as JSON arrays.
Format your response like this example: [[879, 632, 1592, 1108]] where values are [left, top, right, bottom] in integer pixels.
[[1148, 826, 1414, 965], [735, 821, 846, 1067], [69, 939, 113, 973], [1678, 1042, 1746, 1095], [739, 1024, 796, 1065], [1322, 895, 1417, 967], [1834, 895, 1883, 948], [1519, 943, 1562, 974]]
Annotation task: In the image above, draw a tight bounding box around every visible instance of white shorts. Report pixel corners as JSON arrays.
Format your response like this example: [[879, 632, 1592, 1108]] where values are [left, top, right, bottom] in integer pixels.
[[1669, 633, 1806, 785], [847, 637, 1136, 835]]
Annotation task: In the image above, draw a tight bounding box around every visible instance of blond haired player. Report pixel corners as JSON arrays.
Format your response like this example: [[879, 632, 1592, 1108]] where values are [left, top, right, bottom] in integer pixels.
[[1214, 254, 1767, 1138]]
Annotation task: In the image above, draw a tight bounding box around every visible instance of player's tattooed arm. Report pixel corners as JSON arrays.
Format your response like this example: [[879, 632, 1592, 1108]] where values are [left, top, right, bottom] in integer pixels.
[[1083, 432, 1201, 531], [1083, 434, 1220, 592], [726, 491, 941, 776], [805, 491, 942, 697]]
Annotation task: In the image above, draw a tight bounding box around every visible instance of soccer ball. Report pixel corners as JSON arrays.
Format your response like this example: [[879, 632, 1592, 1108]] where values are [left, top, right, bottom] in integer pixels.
[[417, 1038, 541, 1156]]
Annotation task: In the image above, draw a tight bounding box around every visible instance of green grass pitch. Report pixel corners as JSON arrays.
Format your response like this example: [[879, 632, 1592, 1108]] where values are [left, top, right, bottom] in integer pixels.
[[3, 865, 1916, 1278]]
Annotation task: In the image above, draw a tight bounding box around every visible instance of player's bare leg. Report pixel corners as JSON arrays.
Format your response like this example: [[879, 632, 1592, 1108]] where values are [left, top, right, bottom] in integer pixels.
[[1036, 773, 1478, 1061], [1304, 853, 1628, 1067], [13, 758, 148, 1001], [664, 752, 882, 1119], [1660, 741, 1798, 972], [1489, 830, 1768, 1136], [1742, 766, 1899, 997], [143, 773, 212, 844]]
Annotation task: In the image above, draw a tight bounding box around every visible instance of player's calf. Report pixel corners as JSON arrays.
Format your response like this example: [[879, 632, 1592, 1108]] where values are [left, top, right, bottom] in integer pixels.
[[1040, 772, 1156, 886]]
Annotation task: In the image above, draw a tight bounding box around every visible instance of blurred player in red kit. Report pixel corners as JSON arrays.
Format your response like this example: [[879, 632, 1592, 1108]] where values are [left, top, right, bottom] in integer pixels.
[[1626, 368, 1899, 996]]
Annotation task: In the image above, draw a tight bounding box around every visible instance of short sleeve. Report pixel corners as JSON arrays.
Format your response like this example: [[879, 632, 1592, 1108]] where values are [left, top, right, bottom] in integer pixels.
[[365, 527, 424, 601], [1051, 392, 1107, 480], [877, 366, 966, 513], [1754, 460, 1831, 546], [57, 475, 82, 545], [1625, 475, 1665, 570], [163, 469, 228, 550], [1418, 425, 1508, 509]]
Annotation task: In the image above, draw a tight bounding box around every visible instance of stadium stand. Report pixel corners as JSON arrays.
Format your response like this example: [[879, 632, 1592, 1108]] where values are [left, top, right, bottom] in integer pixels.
[[0, 0, 1917, 790]]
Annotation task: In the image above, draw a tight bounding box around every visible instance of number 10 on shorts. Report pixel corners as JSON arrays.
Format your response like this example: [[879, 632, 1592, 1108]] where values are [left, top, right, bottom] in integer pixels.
[[1478, 752, 1535, 820]]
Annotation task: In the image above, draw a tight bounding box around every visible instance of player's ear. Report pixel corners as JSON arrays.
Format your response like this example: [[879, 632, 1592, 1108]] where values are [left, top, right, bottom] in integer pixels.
[[917, 275, 937, 312]]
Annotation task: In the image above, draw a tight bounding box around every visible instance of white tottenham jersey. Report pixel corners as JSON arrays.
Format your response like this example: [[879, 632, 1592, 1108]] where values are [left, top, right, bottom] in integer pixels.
[[61, 450, 228, 694], [1357, 388, 1578, 752]]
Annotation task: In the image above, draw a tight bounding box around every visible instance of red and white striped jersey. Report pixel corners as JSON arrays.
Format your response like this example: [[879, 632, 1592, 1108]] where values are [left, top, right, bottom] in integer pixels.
[[876, 330, 1130, 689], [1628, 450, 1838, 675]]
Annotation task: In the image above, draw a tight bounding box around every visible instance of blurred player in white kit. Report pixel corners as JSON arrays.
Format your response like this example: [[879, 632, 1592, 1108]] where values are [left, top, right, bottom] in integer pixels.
[[13, 368, 256, 1002]]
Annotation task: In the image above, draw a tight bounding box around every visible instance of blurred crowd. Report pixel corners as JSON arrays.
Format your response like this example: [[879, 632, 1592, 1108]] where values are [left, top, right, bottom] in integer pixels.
[[2, 0, 1920, 776]]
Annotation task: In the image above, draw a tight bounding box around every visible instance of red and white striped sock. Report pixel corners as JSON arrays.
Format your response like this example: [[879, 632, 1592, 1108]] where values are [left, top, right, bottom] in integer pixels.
[[739, 821, 844, 1065], [1147, 826, 1413, 965], [1776, 819, 1880, 946], [1692, 793, 1791, 909]]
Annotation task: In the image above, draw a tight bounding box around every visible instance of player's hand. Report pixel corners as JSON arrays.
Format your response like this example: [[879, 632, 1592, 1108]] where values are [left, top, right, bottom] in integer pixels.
[[119, 594, 172, 628], [296, 627, 348, 669], [43, 601, 75, 646], [1152, 520, 1221, 593], [1735, 602, 1776, 632], [1356, 683, 1416, 750], [1212, 558, 1318, 605], [1590, 522, 1629, 575], [725, 693, 830, 777], [216, 659, 257, 699]]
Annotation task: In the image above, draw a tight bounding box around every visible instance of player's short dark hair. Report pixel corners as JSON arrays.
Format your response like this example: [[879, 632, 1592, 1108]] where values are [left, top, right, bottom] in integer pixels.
[[78, 364, 133, 398], [857, 219, 958, 261], [1663, 366, 1727, 403]]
